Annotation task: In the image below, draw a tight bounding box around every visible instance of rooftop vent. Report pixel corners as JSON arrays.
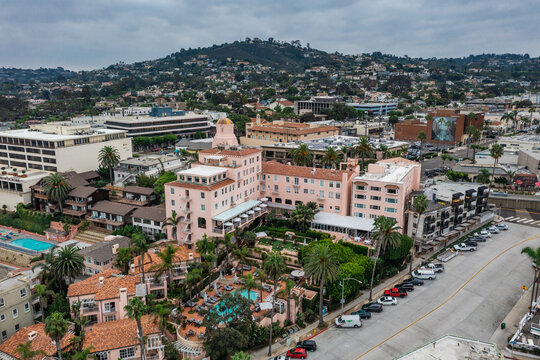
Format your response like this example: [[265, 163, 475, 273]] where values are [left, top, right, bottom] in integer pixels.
[[98, 276, 104, 285], [27, 331, 37, 341], [188, 253, 194, 260]]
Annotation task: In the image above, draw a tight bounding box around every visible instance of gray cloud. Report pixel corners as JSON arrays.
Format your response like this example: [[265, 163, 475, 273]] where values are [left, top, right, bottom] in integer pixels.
[[0, 0, 538, 70]]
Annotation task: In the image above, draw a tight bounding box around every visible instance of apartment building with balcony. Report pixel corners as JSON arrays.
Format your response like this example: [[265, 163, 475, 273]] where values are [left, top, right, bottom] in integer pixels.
[[0, 323, 74, 359], [0, 170, 47, 211], [113, 154, 186, 186], [261, 161, 357, 215], [164, 146, 265, 246], [0, 122, 131, 173], [86, 201, 137, 231], [350, 158, 421, 231], [62, 185, 109, 218], [0, 275, 38, 344], [131, 206, 166, 238], [115, 186, 158, 207], [79, 236, 131, 276]]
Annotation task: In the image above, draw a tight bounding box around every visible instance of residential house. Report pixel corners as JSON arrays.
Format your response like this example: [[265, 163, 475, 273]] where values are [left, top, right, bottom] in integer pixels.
[[131, 206, 166, 238], [115, 186, 157, 207], [79, 236, 131, 276], [62, 185, 108, 218], [0, 323, 74, 359], [32, 171, 92, 213], [0, 275, 38, 343], [86, 201, 137, 231]]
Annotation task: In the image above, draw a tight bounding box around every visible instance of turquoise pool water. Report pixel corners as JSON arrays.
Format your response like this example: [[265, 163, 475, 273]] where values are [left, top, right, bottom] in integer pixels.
[[215, 289, 259, 316], [10, 238, 55, 252]]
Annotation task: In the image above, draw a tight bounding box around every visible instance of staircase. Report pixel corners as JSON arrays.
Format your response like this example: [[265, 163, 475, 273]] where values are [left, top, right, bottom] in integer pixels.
[[75, 229, 110, 244]]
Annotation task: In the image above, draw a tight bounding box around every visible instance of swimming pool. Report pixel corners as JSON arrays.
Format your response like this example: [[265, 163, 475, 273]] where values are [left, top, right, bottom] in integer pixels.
[[215, 289, 259, 317], [10, 238, 55, 252], [237, 289, 259, 301]]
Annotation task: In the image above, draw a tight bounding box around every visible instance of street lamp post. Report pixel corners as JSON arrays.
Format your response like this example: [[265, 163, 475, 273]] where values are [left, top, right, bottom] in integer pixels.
[[340, 278, 363, 315]]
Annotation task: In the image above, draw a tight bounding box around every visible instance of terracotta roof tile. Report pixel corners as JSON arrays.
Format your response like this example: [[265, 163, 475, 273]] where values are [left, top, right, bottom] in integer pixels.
[[67, 268, 140, 300], [130, 245, 201, 275], [199, 148, 262, 157], [167, 178, 235, 191], [0, 323, 74, 360], [248, 124, 338, 136], [262, 161, 353, 181]]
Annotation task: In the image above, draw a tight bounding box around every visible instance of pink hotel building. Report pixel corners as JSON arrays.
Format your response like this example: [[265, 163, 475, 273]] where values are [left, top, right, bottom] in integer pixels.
[[164, 120, 421, 244]]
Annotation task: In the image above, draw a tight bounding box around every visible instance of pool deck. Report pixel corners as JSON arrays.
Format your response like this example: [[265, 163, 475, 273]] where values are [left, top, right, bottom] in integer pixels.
[[0, 226, 58, 254]]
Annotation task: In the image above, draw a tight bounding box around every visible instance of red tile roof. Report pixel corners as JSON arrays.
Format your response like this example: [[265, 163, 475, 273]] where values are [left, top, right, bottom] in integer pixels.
[[262, 161, 353, 181], [199, 148, 262, 157], [67, 268, 140, 300], [130, 245, 200, 275], [167, 178, 235, 191]]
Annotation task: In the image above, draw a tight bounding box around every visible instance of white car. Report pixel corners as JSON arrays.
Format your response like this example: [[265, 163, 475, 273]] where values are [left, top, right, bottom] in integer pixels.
[[496, 223, 509, 230], [377, 296, 398, 306], [487, 226, 499, 234], [269, 356, 286, 360], [477, 230, 491, 238]]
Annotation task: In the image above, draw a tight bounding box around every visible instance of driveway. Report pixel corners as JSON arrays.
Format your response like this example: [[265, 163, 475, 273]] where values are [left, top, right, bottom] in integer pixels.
[[302, 223, 540, 360]]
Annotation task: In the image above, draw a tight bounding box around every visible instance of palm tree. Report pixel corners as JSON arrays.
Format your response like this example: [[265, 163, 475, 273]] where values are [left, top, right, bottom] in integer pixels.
[[150, 245, 177, 285], [186, 268, 202, 309], [465, 125, 476, 158], [231, 352, 252, 360], [217, 233, 235, 270], [125, 297, 148, 360], [378, 145, 390, 159], [32, 251, 56, 287], [353, 137, 373, 172], [304, 243, 339, 328], [417, 132, 427, 161], [196, 234, 215, 256], [368, 216, 401, 301], [244, 273, 256, 303], [42, 173, 71, 213], [501, 112, 513, 133], [521, 246, 540, 314], [340, 146, 350, 165], [281, 279, 296, 323], [163, 210, 181, 244], [529, 107, 535, 124], [151, 303, 171, 336], [476, 169, 491, 184], [489, 144, 504, 192], [288, 144, 313, 167], [505, 169, 516, 184], [321, 147, 341, 169], [263, 252, 286, 356], [130, 233, 150, 284], [115, 247, 133, 274], [470, 144, 485, 164], [98, 145, 120, 183], [291, 202, 315, 232], [45, 312, 68, 360], [33, 284, 53, 322], [15, 341, 46, 360], [410, 194, 428, 275], [51, 244, 84, 286], [257, 270, 268, 302]]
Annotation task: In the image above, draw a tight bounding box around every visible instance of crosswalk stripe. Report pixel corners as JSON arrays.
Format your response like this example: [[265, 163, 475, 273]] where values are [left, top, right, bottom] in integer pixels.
[[523, 219, 535, 224], [531, 221, 540, 225], [505, 216, 517, 221], [516, 218, 529, 223]]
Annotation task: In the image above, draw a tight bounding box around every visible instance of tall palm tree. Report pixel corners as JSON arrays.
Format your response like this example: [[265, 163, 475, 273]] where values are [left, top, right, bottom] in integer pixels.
[[465, 125, 476, 158], [33, 284, 53, 322], [98, 145, 120, 183], [217, 233, 235, 270], [470, 144, 485, 164], [15, 341, 45, 360], [51, 244, 84, 286], [417, 132, 427, 161], [32, 251, 56, 287], [368, 216, 401, 301], [522, 246, 540, 313], [130, 233, 150, 284], [186, 268, 202, 309], [304, 243, 339, 328], [321, 147, 341, 169], [257, 270, 268, 302], [115, 247, 133, 274], [196, 234, 215, 256], [280, 279, 296, 323], [489, 144, 504, 192], [124, 297, 149, 360], [291, 203, 315, 232], [288, 144, 313, 167], [244, 273, 256, 303], [410, 194, 428, 275], [42, 173, 71, 213], [45, 312, 68, 360], [501, 112, 513, 133], [340, 146, 349, 165], [150, 245, 177, 285], [353, 137, 373, 172], [163, 210, 181, 244], [263, 252, 286, 357], [151, 303, 171, 336]]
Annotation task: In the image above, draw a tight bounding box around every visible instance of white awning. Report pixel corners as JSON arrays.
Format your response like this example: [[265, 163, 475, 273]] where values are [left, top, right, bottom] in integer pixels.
[[241, 214, 248, 218], [260, 203, 268, 208], [261, 197, 269, 201], [212, 199, 262, 222], [254, 207, 261, 211], [311, 212, 374, 232], [233, 218, 241, 222], [258, 302, 273, 310], [247, 210, 255, 215], [224, 222, 233, 226]]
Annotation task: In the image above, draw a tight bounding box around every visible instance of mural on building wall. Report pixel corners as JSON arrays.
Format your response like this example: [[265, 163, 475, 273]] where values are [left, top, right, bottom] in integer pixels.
[[432, 117, 457, 142]]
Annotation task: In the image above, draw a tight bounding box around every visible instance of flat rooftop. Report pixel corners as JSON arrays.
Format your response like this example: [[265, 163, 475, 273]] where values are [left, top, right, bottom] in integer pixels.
[[397, 335, 500, 359], [178, 165, 227, 177], [355, 161, 417, 184], [265, 135, 408, 151], [312, 212, 374, 232], [428, 181, 485, 201], [0, 128, 125, 141], [105, 113, 209, 124], [120, 154, 180, 166]]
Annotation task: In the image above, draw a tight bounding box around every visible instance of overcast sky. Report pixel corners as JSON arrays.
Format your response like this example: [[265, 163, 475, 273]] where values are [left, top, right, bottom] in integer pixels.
[[0, 0, 538, 70]]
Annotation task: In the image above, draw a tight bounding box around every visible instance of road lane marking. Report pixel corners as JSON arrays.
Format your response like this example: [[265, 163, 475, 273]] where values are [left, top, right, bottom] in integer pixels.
[[505, 216, 517, 220], [516, 218, 528, 223], [502, 208, 540, 216], [523, 219, 535, 224], [354, 233, 540, 359]]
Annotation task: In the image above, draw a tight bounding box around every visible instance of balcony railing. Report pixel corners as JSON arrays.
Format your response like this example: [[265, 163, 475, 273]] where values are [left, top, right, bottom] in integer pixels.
[[86, 216, 123, 226]]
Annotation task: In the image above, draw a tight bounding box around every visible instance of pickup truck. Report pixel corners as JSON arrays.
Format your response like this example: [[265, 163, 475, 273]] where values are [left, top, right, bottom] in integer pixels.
[[412, 270, 436, 280], [384, 288, 408, 298], [421, 263, 444, 273], [453, 243, 477, 252]]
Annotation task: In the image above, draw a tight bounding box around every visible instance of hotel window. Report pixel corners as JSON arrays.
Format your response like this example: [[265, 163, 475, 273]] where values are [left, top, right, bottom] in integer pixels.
[[328, 192, 333, 198], [354, 212, 365, 218], [294, 188, 299, 194], [335, 206, 340, 213], [370, 196, 381, 201], [2, 331, 7, 341], [24, 303, 30, 312], [170, 188, 174, 194], [318, 204, 324, 211], [0, 297, 5, 308], [386, 188, 398, 194], [319, 180, 324, 186], [0, 314, 4, 321], [215, 204, 218, 210], [286, 186, 291, 193], [104, 302, 116, 313], [200, 192, 205, 199], [274, 175, 278, 181], [201, 204, 206, 211], [12, 309, 18, 318], [104, 315, 116, 322], [329, 182, 334, 188], [370, 186, 381, 191], [370, 214, 377, 219], [385, 198, 398, 204], [286, 177, 290, 183], [370, 205, 380, 210], [385, 207, 397, 213], [310, 189, 315, 195], [355, 185, 365, 191], [303, 178, 308, 183], [119, 348, 136, 359], [336, 193, 341, 199], [171, 200, 175, 206], [319, 190, 324, 198], [20, 288, 27, 298], [355, 194, 366, 200], [310, 179, 315, 184], [354, 203, 365, 209], [336, 182, 341, 189], [304, 189, 308, 194]]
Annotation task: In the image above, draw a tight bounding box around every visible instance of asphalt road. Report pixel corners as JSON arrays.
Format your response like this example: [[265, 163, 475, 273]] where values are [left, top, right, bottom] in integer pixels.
[[301, 223, 540, 360], [500, 208, 540, 228]]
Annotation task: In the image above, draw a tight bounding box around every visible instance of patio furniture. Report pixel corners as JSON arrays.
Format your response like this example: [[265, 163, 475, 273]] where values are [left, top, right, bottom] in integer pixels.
[[224, 285, 233, 291], [263, 284, 272, 292], [238, 279, 245, 285], [195, 319, 203, 326], [253, 271, 259, 277], [214, 283, 222, 290], [242, 265, 252, 271], [187, 318, 195, 324], [216, 290, 223, 297]]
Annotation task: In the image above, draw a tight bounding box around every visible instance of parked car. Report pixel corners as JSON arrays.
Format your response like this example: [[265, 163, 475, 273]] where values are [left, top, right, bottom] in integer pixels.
[[496, 223, 509, 230], [411, 270, 436, 280], [470, 235, 486, 242], [269, 356, 286, 360], [396, 283, 414, 292], [351, 310, 372, 319], [416, 268, 435, 276], [477, 230, 491, 238], [421, 263, 444, 273], [361, 302, 383, 313], [403, 278, 424, 286], [296, 340, 317, 352], [335, 315, 362, 328], [453, 243, 477, 252], [286, 348, 307, 359], [487, 226, 499, 234], [377, 296, 398, 306], [384, 288, 408, 298], [464, 240, 478, 247]]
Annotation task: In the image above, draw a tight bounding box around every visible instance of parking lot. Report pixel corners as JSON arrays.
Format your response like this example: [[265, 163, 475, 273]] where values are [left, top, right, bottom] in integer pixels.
[[297, 223, 540, 360]]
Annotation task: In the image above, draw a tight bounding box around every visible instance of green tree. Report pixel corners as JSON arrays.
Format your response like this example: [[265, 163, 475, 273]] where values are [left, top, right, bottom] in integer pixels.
[[52, 244, 84, 286], [410, 194, 428, 275], [45, 312, 68, 360], [115, 247, 133, 274], [186, 268, 203, 309], [489, 144, 504, 191], [440, 153, 455, 167], [291, 202, 316, 232], [327, 261, 369, 301], [124, 297, 149, 360], [196, 234, 215, 256], [243, 273, 256, 303], [476, 168, 491, 184], [15, 341, 45, 360], [304, 242, 339, 328], [151, 303, 171, 336], [417, 132, 427, 161], [150, 244, 177, 285], [278, 279, 296, 323], [98, 146, 120, 183], [368, 216, 401, 301], [263, 252, 286, 356], [33, 284, 53, 322], [130, 232, 150, 283], [163, 210, 181, 244], [288, 144, 313, 167], [521, 246, 540, 313], [231, 351, 251, 360], [321, 147, 341, 169], [153, 171, 177, 196], [42, 173, 71, 213], [353, 137, 374, 172]]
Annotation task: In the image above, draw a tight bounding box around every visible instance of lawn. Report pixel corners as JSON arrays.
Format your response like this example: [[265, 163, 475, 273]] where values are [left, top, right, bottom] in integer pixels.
[[258, 237, 302, 251]]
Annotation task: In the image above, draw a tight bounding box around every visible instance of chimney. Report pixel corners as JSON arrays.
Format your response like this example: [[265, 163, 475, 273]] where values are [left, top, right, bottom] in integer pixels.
[[112, 244, 119, 254], [98, 276, 104, 285], [130, 263, 135, 273], [188, 253, 194, 260], [27, 331, 37, 341]]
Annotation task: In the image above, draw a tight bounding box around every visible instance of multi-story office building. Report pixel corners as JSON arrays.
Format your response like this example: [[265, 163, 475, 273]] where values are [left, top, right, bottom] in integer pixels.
[[294, 96, 344, 115], [0, 275, 37, 343], [348, 102, 398, 115], [261, 161, 357, 215], [104, 107, 212, 138], [0, 123, 131, 173], [351, 158, 421, 231]]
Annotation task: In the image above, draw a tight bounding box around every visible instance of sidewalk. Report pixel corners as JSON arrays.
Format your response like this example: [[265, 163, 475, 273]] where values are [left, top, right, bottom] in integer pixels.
[[250, 258, 425, 360]]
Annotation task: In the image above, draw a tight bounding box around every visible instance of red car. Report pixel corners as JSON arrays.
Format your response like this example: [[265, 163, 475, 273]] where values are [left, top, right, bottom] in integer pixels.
[[384, 287, 408, 298], [286, 347, 307, 359]]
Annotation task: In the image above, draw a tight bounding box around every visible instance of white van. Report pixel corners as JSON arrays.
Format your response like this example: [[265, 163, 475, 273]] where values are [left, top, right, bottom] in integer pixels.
[[335, 315, 362, 328], [416, 268, 435, 276], [412, 270, 436, 280]]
